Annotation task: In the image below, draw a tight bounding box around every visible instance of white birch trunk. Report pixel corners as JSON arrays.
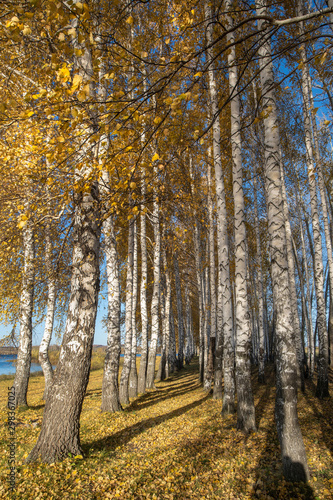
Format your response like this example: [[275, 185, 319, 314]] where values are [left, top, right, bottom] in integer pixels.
[[13, 210, 34, 407], [253, 164, 266, 383], [298, 20, 329, 397], [119, 219, 134, 404], [97, 40, 122, 413], [146, 166, 161, 389], [279, 161, 304, 391], [138, 163, 148, 394], [101, 205, 122, 412], [27, 6, 101, 462], [205, 0, 235, 414], [129, 218, 138, 398], [226, 0, 256, 432], [39, 205, 55, 401], [255, 0, 309, 481], [39, 160, 55, 401], [174, 252, 184, 370]]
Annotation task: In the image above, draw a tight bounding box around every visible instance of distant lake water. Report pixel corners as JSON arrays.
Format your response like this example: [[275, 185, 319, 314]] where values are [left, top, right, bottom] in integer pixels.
[[0, 354, 47, 376], [0, 352, 160, 376]]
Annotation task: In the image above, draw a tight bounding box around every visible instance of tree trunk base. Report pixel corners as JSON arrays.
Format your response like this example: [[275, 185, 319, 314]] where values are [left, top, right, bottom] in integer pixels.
[[315, 377, 329, 399], [222, 400, 235, 416]]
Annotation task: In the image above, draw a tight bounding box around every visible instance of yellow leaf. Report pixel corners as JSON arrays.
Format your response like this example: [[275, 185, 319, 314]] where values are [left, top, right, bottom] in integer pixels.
[[57, 65, 71, 83], [154, 116, 162, 125], [130, 182, 136, 189], [22, 26, 31, 36], [152, 153, 159, 162], [126, 15, 134, 25], [58, 32, 65, 41], [194, 72, 202, 78], [71, 74, 83, 91]]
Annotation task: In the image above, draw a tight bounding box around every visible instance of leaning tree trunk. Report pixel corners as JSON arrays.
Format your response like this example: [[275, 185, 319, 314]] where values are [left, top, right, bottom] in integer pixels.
[[255, 0, 310, 482], [146, 164, 161, 389], [205, 0, 235, 414], [13, 208, 34, 408], [119, 218, 134, 405], [129, 218, 138, 398], [226, 0, 256, 432], [26, 27, 101, 457]]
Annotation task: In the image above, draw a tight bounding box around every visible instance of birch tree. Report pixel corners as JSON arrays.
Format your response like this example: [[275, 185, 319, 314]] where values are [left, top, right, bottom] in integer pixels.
[[13, 203, 35, 408], [205, 0, 235, 415], [226, 0, 256, 432], [255, 0, 310, 481]]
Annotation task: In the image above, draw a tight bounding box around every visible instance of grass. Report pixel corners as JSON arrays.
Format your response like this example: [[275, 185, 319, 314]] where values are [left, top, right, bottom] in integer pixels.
[[0, 358, 332, 499]]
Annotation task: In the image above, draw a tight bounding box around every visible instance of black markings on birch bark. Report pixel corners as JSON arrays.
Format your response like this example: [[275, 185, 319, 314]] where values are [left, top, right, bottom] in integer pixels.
[[205, 0, 235, 415], [226, 0, 256, 432], [129, 219, 138, 398], [146, 163, 161, 389], [39, 174, 55, 401], [119, 218, 134, 405], [255, 0, 310, 482], [13, 202, 34, 408]]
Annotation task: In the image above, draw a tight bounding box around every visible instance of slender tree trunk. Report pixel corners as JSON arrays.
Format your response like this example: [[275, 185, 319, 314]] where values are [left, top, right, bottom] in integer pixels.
[[146, 166, 161, 389], [163, 245, 172, 378], [129, 219, 138, 398], [253, 163, 265, 383], [138, 163, 148, 394], [256, 0, 309, 482], [298, 23, 329, 398], [205, 0, 235, 415], [97, 45, 122, 412], [279, 161, 304, 392], [184, 280, 192, 365], [119, 219, 134, 405], [13, 211, 34, 407], [39, 183, 55, 400], [101, 208, 122, 412], [169, 301, 177, 373], [226, 0, 256, 432], [174, 252, 184, 370]]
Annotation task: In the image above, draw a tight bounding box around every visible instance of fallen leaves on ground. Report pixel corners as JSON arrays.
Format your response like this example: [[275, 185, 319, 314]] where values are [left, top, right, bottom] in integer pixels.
[[0, 359, 332, 499]]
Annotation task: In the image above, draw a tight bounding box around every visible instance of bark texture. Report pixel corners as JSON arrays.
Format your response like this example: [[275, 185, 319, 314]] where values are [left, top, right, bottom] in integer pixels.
[[205, 0, 235, 414], [226, 0, 256, 432], [27, 178, 100, 462], [256, 0, 310, 482], [13, 212, 34, 407], [146, 167, 161, 389], [119, 219, 134, 405]]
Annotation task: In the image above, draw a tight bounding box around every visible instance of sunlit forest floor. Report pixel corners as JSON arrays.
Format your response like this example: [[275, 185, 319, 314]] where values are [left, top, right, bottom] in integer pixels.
[[0, 357, 332, 499]]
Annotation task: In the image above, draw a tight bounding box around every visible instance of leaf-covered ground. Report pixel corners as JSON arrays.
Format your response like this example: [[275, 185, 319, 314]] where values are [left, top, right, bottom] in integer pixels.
[[0, 359, 332, 499]]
